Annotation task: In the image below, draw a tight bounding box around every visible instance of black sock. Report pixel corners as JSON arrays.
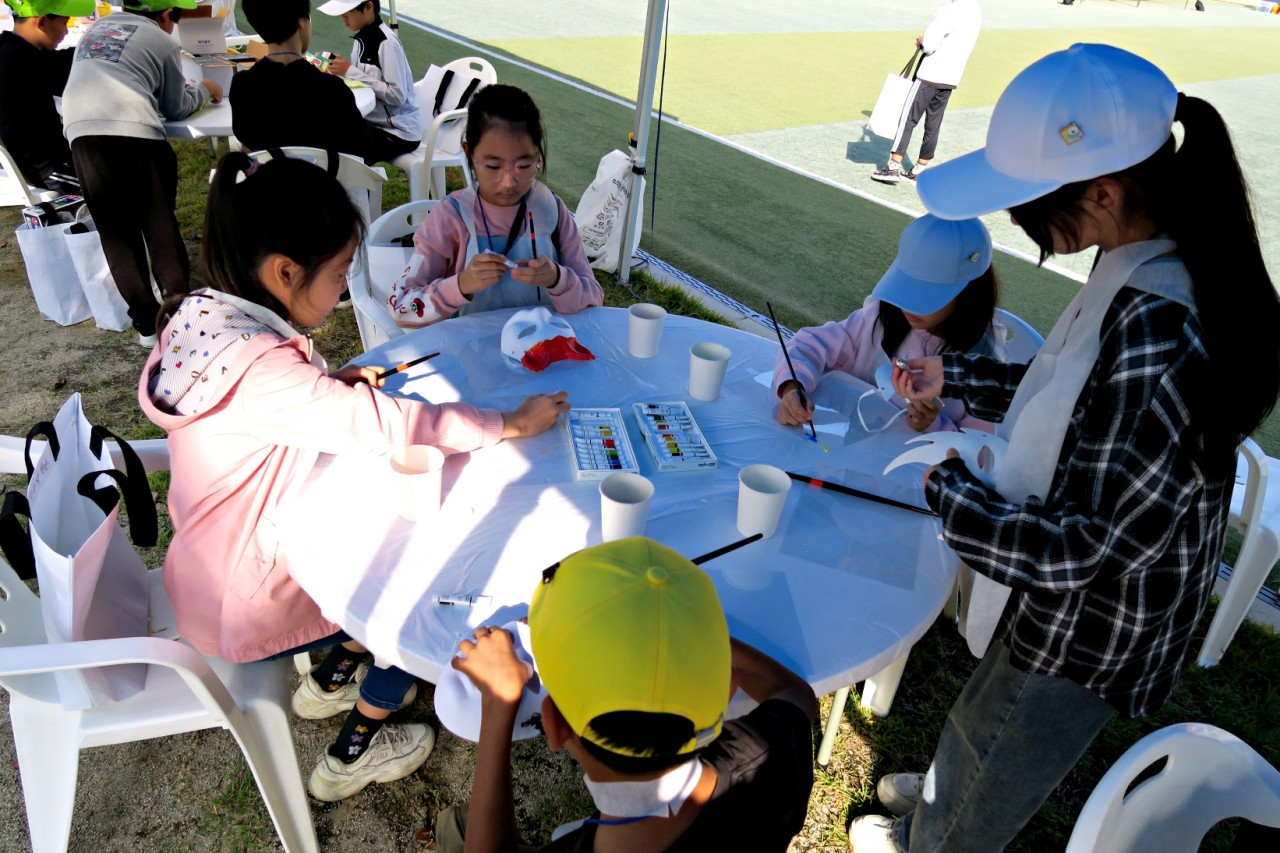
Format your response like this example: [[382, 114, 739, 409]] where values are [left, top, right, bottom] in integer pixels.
[[328, 707, 386, 764], [309, 645, 371, 694]]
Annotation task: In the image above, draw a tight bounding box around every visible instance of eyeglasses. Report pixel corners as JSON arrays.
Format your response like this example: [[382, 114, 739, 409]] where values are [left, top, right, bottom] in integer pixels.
[[475, 161, 540, 182]]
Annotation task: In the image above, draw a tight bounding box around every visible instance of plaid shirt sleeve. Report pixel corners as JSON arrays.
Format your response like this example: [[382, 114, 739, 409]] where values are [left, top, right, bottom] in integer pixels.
[[924, 288, 1229, 716], [941, 354, 1030, 423]]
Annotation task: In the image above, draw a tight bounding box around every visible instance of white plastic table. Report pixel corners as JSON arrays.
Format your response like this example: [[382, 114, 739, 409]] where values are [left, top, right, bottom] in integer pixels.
[[276, 306, 959, 722], [163, 82, 375, 140]]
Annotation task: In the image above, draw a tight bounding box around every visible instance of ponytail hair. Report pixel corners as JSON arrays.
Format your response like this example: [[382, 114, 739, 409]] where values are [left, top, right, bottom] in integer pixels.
[[1010, 95, 1280, 468], [157, 151, 365, 330]]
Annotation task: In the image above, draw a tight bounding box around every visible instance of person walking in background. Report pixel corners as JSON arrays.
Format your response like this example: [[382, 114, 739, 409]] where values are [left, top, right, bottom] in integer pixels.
[[61, 0, 223, 348], [0, 0, 89, 195], [871, 0, 981, 185]]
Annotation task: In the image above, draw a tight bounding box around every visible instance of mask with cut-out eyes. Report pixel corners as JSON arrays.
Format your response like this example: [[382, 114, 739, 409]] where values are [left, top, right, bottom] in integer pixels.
[[500, 307, 595, 372]]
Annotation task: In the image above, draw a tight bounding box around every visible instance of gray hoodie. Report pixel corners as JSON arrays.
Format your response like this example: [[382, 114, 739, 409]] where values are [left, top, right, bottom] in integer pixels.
[[62, 12, 209, 143]]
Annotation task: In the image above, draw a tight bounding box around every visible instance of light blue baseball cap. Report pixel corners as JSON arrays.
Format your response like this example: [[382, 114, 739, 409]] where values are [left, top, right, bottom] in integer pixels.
[[871, 214, 992, 316]]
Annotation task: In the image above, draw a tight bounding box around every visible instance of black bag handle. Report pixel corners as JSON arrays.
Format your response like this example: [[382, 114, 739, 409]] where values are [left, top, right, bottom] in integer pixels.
[[83, 425, 158, 548], [900, 46, 924, 80], [0, 490, 35, 580], [433, 68, 456, 116], [24, 420, 60, 478]]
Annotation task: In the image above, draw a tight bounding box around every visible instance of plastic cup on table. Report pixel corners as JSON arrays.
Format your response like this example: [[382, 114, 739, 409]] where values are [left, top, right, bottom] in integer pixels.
[[628, 303, 666, 358], [599, 472, 654, 542], [689, 342, 732, 401], [736, 464, 791, 539], [391, 445, 445, 522]]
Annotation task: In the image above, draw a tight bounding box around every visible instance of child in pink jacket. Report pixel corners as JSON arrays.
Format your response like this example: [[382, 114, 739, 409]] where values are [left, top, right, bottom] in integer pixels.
[[138, 151, 569, 803], [388, 83, 603, 327], [772, 215, 1005, 434]]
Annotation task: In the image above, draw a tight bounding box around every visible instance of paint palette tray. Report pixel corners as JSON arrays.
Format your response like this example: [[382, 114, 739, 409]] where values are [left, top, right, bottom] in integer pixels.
[[565, 408, 640, 481], [632, 402, 718, 472]]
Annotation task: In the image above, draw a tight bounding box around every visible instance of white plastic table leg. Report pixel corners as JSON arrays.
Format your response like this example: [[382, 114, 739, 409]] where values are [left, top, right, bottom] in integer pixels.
[[817, 685, 850, 768], [860, 650, 910, 718]]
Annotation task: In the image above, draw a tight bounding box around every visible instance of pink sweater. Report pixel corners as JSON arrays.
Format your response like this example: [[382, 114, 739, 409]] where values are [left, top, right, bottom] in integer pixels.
[[397, 183, 603, 324], [138, 291, 505, 662], [771, 298, 1003, 433]]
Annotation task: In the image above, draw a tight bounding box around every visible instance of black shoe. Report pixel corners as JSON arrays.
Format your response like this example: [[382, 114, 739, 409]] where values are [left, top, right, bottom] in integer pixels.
[[871, 166, 902, 184]]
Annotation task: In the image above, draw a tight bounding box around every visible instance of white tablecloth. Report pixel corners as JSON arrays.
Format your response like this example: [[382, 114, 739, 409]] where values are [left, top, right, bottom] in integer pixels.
[[276, 306, 959, 695]]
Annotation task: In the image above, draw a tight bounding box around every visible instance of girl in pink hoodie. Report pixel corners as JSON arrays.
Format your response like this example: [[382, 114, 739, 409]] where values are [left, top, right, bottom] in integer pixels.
[[139, 152, 569, 802], [772, 215, 1005, 434], [388, 83, 603, 327]]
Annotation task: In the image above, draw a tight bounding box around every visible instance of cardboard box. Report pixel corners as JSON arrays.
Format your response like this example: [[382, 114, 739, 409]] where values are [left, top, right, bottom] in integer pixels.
[[191, 54, 235, 93], [176, 8, 227, 55], [21, 195, 84, 228]]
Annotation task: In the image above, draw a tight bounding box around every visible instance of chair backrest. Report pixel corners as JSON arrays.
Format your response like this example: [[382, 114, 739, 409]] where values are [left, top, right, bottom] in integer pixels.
[[994, 308, 1044, 363], [415, 57, 497, 120], [348, 201, 440, 352], [0, 141, 58, 208], [1065, 723, 1280, 853]]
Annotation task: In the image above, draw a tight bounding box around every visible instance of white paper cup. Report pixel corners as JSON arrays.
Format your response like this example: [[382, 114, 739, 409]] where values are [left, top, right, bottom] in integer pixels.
[[628, 303, 667, 358], [736, 464, 791, 539], [689, 342, 731, 401], [391, 445, 445, 522], [600, 472, 654, 542]]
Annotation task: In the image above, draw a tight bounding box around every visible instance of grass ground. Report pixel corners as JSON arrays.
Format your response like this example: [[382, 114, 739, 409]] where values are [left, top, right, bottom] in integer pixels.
[[1, 138, 1277, 851]]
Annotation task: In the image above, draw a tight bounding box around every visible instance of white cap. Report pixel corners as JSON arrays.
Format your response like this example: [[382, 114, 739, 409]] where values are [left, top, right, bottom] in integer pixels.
[[317, 0, 366, 15], [871, 214, 992, 315], [917, 43, 1177, 220]]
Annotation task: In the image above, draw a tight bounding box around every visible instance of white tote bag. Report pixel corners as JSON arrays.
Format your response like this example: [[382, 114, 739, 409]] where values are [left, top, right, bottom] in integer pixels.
[[14, 222, 92, 326], [19, 394, 156, 710], [573, 149, 645, 274], [867, 48, 924, 140], [63, 219, 132, 332]]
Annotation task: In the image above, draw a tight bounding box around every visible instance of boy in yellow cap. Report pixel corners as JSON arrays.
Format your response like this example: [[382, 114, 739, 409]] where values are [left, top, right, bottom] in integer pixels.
[[0, 0, 93, 193], [442, 537, 818, 852]]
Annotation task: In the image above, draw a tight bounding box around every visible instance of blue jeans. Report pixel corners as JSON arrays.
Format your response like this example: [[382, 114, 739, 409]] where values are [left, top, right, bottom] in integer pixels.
[[266, 631, 418, 713], [897, 641, 1115, 852]]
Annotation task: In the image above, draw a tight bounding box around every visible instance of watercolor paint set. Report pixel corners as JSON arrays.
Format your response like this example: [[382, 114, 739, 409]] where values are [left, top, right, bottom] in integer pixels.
[[565, 408, 640, 480], [632, 402, 718, 472]]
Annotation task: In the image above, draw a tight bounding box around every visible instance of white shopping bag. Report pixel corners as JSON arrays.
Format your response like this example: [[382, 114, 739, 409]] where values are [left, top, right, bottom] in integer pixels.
[[21, 394, 156, 710], [14, 222, 92, 326], [867, 48, 923, 140], [573, 149, 645, 274], [63, 219, 132, 332]]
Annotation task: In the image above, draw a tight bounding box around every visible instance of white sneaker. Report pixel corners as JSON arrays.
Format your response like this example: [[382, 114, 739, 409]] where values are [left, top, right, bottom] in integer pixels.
[[877, 772, 924, 817], [308, 723, 435, 801], [138, 333, 158, 349], [848, 814, 902, 852], [291, 663, 419, 720]]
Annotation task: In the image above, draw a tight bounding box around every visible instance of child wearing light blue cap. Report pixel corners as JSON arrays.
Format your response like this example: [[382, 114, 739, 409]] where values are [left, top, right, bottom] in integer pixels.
[[770, 213, 1004, 434]]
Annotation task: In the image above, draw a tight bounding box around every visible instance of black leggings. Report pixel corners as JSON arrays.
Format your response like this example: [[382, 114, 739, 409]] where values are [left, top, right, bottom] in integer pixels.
[[71, 136, 189, 336]]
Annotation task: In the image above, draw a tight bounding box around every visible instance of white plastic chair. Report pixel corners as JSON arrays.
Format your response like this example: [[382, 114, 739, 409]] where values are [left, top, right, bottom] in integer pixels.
[[350, 199, 439, 352], [0, 545, 318, 852], [248, 147, 385, 225], [994, 307, 1044, 363], [0, 141, 61, 208], [391, 57, 496, 201], [1065, 723, 1280, 853], [1198, 437, 1280, 666]]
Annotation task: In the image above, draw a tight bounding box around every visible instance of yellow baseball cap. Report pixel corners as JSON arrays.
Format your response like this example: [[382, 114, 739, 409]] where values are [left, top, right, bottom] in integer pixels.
[[4, 0, 95, 16], [530, 537, 731, 758]]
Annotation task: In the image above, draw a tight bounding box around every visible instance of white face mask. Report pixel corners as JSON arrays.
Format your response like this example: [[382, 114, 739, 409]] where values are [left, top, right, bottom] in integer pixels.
[[499, 306, 595, 372], [857, 361, 908, 434], [582, 756, 703, 819]]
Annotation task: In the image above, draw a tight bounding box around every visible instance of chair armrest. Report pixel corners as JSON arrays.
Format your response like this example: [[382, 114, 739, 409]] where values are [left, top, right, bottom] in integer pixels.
[[0, 636, 238, 717], [0, 436, 169, 475]]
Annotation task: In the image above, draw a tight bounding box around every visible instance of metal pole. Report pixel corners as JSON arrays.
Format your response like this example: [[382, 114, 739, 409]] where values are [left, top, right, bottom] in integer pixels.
[[387, 0, 398, 28], [616, 0, 667, 283]]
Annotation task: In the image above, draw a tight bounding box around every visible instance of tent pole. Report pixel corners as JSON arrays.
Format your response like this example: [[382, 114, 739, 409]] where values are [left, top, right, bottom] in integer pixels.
[[616, 0, 667, 284], [387, 0, 398, 28]]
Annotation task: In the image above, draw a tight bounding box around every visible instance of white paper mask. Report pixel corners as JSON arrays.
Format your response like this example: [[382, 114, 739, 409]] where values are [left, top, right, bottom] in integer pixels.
[[882, 428, 1008, 489], [500, 307, 595, 372]]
